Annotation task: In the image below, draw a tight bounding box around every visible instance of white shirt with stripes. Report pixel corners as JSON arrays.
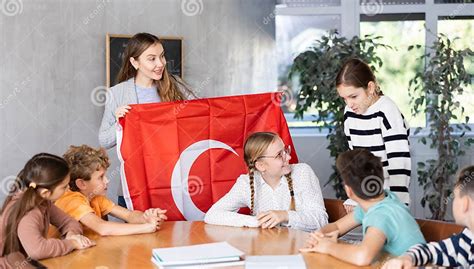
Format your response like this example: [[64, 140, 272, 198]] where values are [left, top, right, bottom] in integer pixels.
[[406, 227, 473, 267], [344, 96, 411, 204], [204, 163, 328, 232]]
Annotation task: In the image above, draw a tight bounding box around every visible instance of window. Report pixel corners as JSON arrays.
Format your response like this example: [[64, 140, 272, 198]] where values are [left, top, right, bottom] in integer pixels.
[[276, 14, 341, 127], [438, 16, 474, 124], [360, 14, 426, 127], [276, 1, 474, 128]]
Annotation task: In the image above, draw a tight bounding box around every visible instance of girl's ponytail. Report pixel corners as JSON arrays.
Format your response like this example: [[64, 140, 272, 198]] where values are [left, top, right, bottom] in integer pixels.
[[1, 153, 69, 255]]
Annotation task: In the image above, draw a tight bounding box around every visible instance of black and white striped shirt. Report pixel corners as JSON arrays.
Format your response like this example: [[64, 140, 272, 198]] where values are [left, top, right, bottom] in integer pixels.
[[344, 96, 411, 204], [407, 228, 473, 267]]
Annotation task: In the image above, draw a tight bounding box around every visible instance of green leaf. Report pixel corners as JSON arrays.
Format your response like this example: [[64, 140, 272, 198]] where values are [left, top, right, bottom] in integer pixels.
[[420, 137, 427, 144]]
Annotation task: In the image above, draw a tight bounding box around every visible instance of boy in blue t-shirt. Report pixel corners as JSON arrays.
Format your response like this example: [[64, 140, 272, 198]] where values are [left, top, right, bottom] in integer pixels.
[[300, 149, 425, 266], [383, 165, 473, 268]]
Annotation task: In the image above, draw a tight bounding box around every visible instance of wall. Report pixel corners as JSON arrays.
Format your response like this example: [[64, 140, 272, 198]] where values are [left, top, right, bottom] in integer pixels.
[[0, 0, 277, 203]]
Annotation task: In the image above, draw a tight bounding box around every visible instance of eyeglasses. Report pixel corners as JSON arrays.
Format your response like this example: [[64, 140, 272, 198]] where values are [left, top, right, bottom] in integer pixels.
[[258, 145, 291, 161]]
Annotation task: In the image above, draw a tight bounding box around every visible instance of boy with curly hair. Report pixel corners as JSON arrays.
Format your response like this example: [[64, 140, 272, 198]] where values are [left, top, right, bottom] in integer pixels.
[[55, 145, 166, 236]]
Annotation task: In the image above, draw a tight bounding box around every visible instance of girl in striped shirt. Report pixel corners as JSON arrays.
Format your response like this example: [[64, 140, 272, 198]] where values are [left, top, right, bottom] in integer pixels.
[[382, 165, 474, 268], [337, 58, 411, 207]]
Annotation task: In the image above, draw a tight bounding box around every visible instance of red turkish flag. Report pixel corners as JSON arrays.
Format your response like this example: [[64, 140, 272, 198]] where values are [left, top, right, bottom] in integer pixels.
[[117, 93, 298, 220]]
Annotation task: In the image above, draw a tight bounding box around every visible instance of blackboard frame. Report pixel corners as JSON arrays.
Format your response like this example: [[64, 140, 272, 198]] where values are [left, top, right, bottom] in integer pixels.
[[106, 33, 183, 88]]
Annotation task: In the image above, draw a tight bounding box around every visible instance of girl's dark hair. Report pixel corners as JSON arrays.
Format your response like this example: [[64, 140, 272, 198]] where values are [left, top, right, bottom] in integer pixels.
[[116, 32, 196, 102], [336, 149, 384, 200], [335, 58, 382, 95], [1, 153, 69, 256]]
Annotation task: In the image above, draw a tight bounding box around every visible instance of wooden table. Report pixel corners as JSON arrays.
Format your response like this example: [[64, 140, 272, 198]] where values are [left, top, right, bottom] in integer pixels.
[[41, 221, 387, 268]]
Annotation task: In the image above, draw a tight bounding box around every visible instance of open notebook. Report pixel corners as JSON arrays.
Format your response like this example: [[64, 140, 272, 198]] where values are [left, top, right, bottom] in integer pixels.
[[151, 242, 244, 268]]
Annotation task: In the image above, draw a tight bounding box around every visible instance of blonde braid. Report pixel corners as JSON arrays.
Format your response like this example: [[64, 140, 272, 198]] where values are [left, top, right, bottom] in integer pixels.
[[249, 166, 256, 215], [285, 173, 296, 211], [243, 132, 280, 215]]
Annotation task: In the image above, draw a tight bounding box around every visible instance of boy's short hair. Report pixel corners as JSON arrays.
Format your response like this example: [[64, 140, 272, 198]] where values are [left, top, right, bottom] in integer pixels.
[[336, 149, 384, 200], [455, 165, 474, 198], [63, 145, 110, 191]]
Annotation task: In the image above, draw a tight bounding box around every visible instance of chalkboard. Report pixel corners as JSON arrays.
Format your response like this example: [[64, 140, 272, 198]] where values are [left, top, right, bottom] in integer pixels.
[[106, 34, 183, 87]]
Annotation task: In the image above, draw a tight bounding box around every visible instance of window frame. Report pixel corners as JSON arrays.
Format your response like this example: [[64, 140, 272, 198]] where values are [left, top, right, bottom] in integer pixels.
[[276, 0, 474, 132]]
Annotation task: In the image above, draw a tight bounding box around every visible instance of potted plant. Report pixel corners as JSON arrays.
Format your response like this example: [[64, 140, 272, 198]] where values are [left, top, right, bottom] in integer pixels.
[[408, 34, 473, 220]]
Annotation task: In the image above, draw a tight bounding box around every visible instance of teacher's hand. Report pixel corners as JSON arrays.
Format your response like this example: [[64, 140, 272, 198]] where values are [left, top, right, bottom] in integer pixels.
[[115, 105, 131, 120]]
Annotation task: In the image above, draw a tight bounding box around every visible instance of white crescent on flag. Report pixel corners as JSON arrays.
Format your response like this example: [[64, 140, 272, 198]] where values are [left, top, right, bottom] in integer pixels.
[[170, 139, 239, 220]]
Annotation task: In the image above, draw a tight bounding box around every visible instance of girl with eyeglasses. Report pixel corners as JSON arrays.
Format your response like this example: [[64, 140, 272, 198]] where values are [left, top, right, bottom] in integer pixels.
[[204, 132, 328, 231]]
